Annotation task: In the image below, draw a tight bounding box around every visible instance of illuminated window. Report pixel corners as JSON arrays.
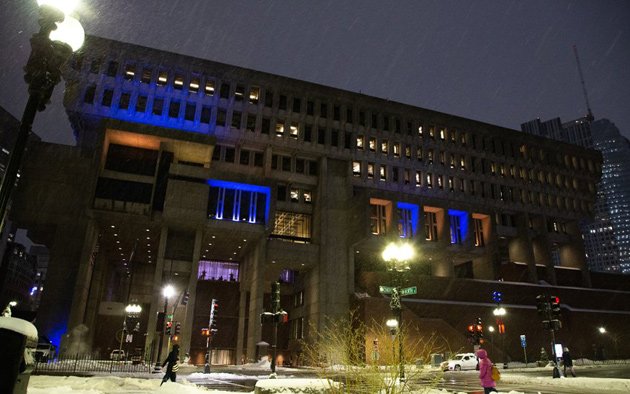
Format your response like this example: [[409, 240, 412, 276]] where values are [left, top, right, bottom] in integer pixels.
[[174, 75, 184, 90], [424, 211, 438, 241], [405, 146, 411, 159], [397, 203, 417, 238], [418, 125, 423, 136], [290, 122, 299, 139], [450, 154, 456, 169], [303, 191, 312, 204], [379, 165, 387, 181], [249, 86, 260, 104], [426, 173, 433, 188], [367, 163, 374, 179], [448, 176, 454, 191], [207, 180, 270, 224], [272, 211, 312, 242], [197, 260, 240, 282], [404, 170, 410, 185], [449, 214, 462, 244], [381, 139, 388, 154], [205, 80, 215, 95], [275, 122, 285, 137], [124, 64, 135, 80], [356, 136, 364, 150], [427, 149, 434, 164], [417, 147, 423, 161], [157, 71, 168, 86], [393, 143, 400, 157], [415, 171, 421, 187], [428, 126, 435, 139], [370, 202, 388, 235], [290, 188, 299, 202], [189, 77, 200, 93], [473, 217, 485, 246], [367, 137, 375, 152], [439, 128, 445, 140], [460, 156, 466, 170], [437, 175, 443, 189], [235, 85, 245, 101]]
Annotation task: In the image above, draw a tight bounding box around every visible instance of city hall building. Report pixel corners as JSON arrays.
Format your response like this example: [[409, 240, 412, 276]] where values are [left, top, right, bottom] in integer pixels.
[[13, 36, 629, 364]]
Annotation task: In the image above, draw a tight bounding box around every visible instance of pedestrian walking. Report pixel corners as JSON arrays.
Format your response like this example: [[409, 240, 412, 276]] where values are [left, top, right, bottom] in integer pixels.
[[160, 344, 180, 386], [476, 348, 498, 394], [563, 347, 576, 377]]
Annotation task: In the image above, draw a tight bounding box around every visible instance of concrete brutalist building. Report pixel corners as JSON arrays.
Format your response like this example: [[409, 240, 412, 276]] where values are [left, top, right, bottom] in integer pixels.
[[14, 36, 629, 364]]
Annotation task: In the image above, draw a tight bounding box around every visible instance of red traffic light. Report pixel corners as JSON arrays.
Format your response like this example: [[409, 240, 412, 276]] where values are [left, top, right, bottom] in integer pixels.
[[476, 324, 483, 332], [467, 324, 475, 333], [498, 323, 505, 334], [551, 296, 560, 305]]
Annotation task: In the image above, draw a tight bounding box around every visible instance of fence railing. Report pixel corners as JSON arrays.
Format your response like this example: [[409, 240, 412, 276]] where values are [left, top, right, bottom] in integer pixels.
[[34, 354, 154, 374]]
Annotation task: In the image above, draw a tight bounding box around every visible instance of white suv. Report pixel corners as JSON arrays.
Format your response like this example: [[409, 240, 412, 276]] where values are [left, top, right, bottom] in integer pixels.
[[441, 353, 478, 371]]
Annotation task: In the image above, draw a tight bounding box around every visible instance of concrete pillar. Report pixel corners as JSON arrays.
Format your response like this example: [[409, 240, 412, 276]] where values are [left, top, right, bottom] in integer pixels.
[[245, 241, 266, 361], [144, 225, 168, 362], [532, 232, 556, 285], [84, 249, 109, 349], [67, 219, 100, 332], [180, 227, 203, 357], [431, 208, 453, 277], [511, 213, 537, 283], [235, 285, 248, 364]]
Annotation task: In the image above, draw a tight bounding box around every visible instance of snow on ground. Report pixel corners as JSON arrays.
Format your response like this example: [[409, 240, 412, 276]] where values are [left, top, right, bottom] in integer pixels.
[[26, 368, 630, 394]]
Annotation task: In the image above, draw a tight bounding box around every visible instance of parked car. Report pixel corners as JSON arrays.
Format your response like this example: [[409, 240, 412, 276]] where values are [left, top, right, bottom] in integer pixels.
[[34, 341, 56, 362], [440, 352, 478, 371], [110, 349, 125, 361]]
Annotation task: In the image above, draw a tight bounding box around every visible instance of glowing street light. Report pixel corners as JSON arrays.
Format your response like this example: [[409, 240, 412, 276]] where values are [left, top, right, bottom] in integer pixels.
[[598, 326, 606, 334]]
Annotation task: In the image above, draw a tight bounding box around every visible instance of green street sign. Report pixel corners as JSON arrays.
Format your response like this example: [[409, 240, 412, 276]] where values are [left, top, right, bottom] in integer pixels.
[[400, 286, 417, 296], [379, 285, 394, 294]]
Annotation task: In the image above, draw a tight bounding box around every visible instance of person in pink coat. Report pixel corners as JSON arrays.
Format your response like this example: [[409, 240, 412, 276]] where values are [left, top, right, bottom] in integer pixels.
[[476, 348, 497, 393]]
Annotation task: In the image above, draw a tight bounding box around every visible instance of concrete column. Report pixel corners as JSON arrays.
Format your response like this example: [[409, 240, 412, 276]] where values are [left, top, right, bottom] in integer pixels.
[[245, 241, 266, 361], [84, 250, 109, 349], [180, 227, 203, 357], [235, 285, 248, 364], [67, 219, 100, 332], [532, 232, 556, 285], [144, 225, 168, 362], [431, 208, 453, 277], [512, 213, 537, 283]]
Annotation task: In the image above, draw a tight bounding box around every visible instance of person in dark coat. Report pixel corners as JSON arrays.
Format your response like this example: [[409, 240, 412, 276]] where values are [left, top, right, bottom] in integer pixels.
[[476, 348, 497, 394], [160, 344, 180, 385], [563, 347, 576, 377]]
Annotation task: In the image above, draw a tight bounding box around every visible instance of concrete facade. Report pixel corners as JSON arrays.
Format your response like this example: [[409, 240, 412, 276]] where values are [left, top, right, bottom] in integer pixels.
[[10, 36, 609, 364]]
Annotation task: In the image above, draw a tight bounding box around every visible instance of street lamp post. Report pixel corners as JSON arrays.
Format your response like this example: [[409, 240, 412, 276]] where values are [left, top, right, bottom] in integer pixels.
[[382, 242, 414, 382], [154, 285, 175, 371], [488, 326, 495, 355], [117, 304, 142, 361], [0, 0, 84, 230], [493, 306, 507, 367]]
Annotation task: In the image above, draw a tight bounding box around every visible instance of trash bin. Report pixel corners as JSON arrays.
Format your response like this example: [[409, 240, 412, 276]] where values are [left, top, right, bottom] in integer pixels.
[[0, 316, 38, 394]]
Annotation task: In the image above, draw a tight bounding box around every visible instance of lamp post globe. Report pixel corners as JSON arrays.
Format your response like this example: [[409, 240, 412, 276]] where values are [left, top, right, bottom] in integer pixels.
[[599, 327, 606, 334], [163, 285, 175, 299]]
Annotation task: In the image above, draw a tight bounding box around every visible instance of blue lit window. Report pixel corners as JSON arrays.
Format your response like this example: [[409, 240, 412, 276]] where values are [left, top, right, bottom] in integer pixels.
[[397, 202, 419, 238], [207, 180, 270, 224], [448, 209, 469, 244]]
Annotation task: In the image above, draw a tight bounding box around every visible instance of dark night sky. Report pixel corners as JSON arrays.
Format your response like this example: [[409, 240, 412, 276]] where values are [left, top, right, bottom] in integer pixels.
[[1, 0, 629, 145]]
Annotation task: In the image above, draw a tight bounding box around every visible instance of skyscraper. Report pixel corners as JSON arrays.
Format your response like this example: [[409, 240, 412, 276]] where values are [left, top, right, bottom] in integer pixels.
[[521, 117, 629, 273]]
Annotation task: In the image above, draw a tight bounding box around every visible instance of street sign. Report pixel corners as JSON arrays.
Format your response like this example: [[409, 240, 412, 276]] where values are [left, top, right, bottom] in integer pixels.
[[400, 286, 417, 296], [379, 285, 394, 294], [520, 334, 527, 348]]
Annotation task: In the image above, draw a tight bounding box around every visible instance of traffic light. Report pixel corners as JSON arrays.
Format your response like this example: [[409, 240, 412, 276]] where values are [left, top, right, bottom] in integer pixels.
[[174, 321, 181, 335], [536, 294, 547, 315], [271, 281, 281, 312], [467, 324, 475, 334], [550, 296, 561, 318], [498, 322, 505, 334], [165, 321, 172, 336], [182, 291, 190, 305], [201, 328, 210, 336]]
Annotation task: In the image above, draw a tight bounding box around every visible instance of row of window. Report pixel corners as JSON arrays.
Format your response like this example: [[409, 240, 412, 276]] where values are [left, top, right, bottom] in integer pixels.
[[77, 55, 598, 175], [352, 162, 592, 213], [369, 202, 486, 247]]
